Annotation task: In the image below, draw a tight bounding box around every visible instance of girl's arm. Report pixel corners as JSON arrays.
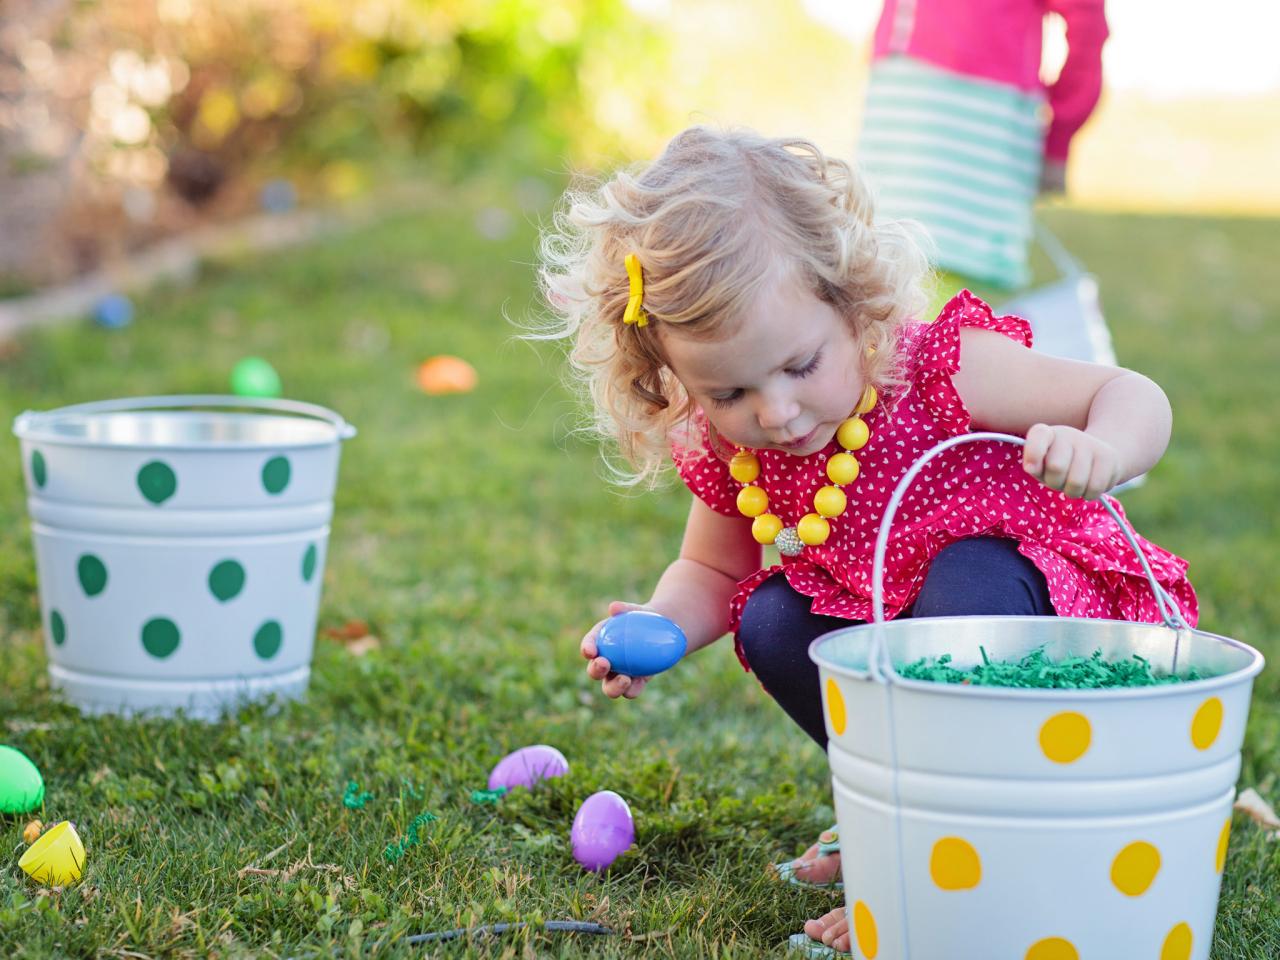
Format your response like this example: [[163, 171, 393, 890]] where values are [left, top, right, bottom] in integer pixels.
[[952, 328, 1172, 499], [653, 498, 762, 654], [584, 497, 761, 698]]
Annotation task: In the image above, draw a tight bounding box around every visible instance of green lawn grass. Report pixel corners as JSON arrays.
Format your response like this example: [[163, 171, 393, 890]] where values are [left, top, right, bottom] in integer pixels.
[[1, 182, 1277, 958]]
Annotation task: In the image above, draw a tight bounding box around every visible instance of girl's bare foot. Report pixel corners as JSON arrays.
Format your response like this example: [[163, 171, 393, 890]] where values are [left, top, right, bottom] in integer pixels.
[[780, 839, 842, 886]]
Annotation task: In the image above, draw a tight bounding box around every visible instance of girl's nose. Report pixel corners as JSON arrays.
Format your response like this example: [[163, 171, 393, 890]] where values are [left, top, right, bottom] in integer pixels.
[[755, 390, 800, 432]]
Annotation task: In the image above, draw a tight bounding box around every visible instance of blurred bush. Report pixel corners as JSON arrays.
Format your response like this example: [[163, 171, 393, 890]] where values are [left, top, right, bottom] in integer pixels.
[[0, 0, 663, 288]]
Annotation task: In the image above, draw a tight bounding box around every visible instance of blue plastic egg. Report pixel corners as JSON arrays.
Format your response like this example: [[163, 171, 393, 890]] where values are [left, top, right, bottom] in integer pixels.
[[595, 611, 687, 677], [93, 294, 134, 329]]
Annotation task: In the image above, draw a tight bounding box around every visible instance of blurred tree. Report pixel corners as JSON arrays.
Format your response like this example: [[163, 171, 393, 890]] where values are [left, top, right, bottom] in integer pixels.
[[0, 0, 666, 287]]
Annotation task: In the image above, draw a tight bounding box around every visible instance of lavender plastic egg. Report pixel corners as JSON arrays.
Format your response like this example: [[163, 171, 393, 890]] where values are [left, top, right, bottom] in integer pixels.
[[487, 744, 570, 792], [595, 611, 687, 677], [571, 790, 635, 872]]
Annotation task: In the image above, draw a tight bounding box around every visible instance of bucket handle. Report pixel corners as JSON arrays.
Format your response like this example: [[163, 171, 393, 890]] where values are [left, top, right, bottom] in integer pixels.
[[867, 431, 1188, 683], [1033, 217, 1088, 282], [15, 394, 356, 441]]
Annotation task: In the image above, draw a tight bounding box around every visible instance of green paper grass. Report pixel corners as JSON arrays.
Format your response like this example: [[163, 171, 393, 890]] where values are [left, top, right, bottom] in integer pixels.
[[383, 811, 438, 863], [897, 645, 1205, 688], [342, 780, 374, 808]]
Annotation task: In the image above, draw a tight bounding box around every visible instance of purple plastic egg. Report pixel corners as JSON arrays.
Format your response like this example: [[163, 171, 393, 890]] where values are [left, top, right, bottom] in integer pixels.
[[571, 790, 635, 872], [487, 744, 570, 792]]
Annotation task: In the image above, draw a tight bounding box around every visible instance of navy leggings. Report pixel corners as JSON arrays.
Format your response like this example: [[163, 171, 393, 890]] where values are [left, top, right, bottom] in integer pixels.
[[738, 537, 1054, 748]]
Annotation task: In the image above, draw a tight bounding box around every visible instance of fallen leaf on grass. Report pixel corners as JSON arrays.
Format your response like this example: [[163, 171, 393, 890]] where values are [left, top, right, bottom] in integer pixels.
[[1234, 788, 1280, 836], [321, 619, 380, 655], [322, 619, 369, 640]]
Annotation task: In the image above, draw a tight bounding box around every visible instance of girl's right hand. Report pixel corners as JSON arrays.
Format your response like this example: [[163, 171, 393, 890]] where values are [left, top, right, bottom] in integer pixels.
[[581, 600, 655, 700]]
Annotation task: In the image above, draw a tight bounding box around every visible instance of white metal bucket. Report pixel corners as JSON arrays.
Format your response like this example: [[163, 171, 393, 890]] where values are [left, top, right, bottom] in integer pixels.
[[13, 395, 356, 719], [809, 433, 1264, 960]]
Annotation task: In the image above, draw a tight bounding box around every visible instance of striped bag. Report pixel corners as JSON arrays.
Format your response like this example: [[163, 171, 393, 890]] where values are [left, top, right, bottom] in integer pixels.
[[857, 55, 1046, 290]]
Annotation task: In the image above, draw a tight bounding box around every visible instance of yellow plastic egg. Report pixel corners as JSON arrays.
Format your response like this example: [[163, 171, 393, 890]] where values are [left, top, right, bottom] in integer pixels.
[[836, 416, 869, 451], [797, 513, 830, 546], [814, 485, 847, 518], [18, 821, 84, 886], [736, 485, 769, 517], [826, 452, 860, 485], [729, 451, 760, 483], [855, 384, 878, 415], [752, 513, 783, 544]]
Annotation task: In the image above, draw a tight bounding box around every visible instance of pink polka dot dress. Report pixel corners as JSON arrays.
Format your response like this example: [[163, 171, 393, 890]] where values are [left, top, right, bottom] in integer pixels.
[[673, 291, 1199, 671]]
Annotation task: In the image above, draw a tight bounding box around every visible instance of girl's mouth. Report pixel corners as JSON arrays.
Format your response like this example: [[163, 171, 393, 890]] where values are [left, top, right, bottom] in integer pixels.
[[778, 428, 817, 450]]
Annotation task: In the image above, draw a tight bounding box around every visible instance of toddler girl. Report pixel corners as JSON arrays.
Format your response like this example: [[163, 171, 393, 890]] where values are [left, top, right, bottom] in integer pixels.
[[537, 126, 1196, 956]]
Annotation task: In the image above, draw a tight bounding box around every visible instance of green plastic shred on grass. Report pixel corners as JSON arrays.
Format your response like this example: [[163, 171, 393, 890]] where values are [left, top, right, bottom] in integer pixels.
[[897, 645, 1205, 688]]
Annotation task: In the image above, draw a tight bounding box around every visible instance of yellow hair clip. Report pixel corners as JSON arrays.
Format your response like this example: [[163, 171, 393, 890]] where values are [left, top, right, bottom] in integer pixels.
[[622, 253, 648, 327]]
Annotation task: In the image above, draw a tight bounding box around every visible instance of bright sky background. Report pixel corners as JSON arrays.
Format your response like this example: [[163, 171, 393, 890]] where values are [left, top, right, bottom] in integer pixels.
[[634, 0, 1280, 97], [803, 0, 1280, 97]]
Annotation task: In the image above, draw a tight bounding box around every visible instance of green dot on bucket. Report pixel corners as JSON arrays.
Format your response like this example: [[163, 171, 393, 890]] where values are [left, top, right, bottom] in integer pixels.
[[77, 554, 108, 597], [208, 560, 246, 602], [261, 456, 291, 495], [302, 544, 318, 582], [137, 460, 177, 505], [50, 610, 66, 646], [142, 618, 181, 659], [254, 620, 283, 659], [31, 450, 47, 488]]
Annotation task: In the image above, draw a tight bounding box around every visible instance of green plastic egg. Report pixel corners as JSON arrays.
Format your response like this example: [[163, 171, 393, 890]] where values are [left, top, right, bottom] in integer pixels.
[[0, 745, 44, 814], [230, 356, 283, 398]]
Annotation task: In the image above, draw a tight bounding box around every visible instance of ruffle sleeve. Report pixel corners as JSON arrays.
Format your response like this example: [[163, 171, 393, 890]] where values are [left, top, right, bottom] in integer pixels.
[[671, 413, 740, 517], [909, 290, 1034, 435]]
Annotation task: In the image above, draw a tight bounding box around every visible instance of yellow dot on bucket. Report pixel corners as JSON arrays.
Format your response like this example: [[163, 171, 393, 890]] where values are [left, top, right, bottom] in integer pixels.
[[1191, 697, 1223, 751], [1216, 816, 1231, 874], [826, 677, 847, 736], [1111, 841, 1161, 896], [1161, 922, 1193, 960], [1039, 712, 1091, 764], [1024, 937, 1078, 960], [852, 901, 878, 959], [930, 836, 982, 890]]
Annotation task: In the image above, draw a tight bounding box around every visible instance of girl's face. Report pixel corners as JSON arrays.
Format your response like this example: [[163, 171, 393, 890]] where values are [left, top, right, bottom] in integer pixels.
[[660, 268, 867, 456]]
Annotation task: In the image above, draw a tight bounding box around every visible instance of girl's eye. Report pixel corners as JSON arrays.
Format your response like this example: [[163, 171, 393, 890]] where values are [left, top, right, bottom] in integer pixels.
[[710, 389, 743, 409], [786, 350, 822, 378]]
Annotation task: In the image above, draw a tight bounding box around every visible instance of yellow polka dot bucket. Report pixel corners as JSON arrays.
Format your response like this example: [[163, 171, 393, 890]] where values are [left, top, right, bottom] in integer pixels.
[[808, 434, 1264, 960], [13, 396, 355, 718]]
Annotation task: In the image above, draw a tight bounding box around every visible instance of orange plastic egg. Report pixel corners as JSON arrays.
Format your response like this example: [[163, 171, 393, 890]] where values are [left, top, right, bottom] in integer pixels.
[[416, 355, 478, 395]]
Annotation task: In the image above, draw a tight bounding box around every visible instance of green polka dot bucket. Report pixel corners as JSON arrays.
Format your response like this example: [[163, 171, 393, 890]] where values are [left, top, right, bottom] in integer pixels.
[[13, 396, 355, 718], [808, 434, 1264, 960]]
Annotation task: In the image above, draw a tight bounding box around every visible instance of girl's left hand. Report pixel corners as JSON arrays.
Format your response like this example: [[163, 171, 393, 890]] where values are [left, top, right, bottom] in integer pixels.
[[1022, 424, 1123, 500]]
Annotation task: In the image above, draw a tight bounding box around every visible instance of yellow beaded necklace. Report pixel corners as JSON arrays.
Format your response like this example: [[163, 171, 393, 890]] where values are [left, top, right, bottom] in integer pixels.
[[731, 385, 877, 557]]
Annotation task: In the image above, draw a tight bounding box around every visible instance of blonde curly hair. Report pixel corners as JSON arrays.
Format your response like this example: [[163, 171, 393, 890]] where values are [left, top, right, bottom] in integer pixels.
[[535, 125, 930, 488]]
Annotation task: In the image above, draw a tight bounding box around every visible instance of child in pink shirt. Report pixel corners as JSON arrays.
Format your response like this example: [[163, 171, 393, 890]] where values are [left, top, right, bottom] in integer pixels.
[[860, 0, 1109, 289]]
